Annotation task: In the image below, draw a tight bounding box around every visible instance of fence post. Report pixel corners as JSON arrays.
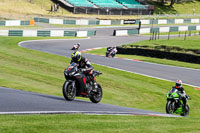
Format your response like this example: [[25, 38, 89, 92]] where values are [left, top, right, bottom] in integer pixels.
[[152, 31, 154, 40], [184, 31, 187, 40], [168, 32, 170, 40]]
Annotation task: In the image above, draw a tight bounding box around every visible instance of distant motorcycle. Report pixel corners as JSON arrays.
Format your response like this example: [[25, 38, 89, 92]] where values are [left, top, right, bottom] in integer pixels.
[[62, 62, 103, 103], [106, 47, 117, 57], [71, 43, 80, 50], [166, 87, 190, 116]]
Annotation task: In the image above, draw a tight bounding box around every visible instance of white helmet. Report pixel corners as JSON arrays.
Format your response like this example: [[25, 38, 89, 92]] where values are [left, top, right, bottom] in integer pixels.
[[176, 80, 182, 87]]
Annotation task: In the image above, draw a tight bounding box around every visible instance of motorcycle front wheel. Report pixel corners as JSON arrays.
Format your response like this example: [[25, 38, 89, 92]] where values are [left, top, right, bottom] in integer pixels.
[[166, 100, 175, 114], [89, 84, 103, 103], [63, 81, 76, 101]]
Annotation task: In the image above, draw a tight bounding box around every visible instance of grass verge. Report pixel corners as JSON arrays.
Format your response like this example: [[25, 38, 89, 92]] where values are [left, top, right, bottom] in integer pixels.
[[0, 36, 200, 132], [0, 114, 200, 133]]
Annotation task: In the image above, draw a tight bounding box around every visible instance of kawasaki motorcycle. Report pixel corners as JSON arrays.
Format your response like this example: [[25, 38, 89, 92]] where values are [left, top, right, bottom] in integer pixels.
[[62, 62, 103, 103], [166, 88, 190, 116]]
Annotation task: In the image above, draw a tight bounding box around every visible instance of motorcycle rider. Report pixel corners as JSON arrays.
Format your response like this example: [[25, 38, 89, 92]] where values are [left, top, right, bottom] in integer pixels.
[[70, 51, 98, 92], [106, 46, 117, 57], [172, 80, 187, 110], [72, 43, 80, 50]]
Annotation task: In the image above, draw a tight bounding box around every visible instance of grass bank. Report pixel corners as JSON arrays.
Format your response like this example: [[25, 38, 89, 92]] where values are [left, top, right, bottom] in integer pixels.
[[1, 0, 200, 20], [0, 114, 200, 133], [0, 36, 200, 132]]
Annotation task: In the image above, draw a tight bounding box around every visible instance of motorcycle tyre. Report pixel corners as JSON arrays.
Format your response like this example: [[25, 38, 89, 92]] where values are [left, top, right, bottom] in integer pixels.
[[63, 81, 76, 101], [89, 84, 102, 103], [181, 104, 189, 117], [166, 100, 175, 114]]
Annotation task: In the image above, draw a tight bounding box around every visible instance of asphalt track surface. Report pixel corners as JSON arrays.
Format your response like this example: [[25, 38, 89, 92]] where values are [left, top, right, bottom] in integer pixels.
[[0, 87, 179, 117], [1, 26, 199, 117]]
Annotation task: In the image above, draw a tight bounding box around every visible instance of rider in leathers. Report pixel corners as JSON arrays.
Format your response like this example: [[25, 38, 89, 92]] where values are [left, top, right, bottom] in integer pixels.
[[172, 80, 187, 110], [70, 51, 98, 93]]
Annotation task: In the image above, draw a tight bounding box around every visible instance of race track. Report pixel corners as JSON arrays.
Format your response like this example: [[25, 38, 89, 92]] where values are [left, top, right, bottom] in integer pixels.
[[1, 26, 199, 117], [19, 35, 200, 87], [0, 87, 178, 117]]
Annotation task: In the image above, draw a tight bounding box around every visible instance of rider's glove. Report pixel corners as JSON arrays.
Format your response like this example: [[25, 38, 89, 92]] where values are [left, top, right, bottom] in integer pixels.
[[81, 69, 87, 72]]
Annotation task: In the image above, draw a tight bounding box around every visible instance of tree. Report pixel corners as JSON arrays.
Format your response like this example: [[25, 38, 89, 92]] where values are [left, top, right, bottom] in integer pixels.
[[170, 0, 175, 6]]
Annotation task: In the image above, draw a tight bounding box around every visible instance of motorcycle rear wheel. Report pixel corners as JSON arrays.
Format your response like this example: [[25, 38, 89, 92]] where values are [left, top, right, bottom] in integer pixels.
[[63, 81, 76, 101], [181, 104, 189, 116], [89, 84, 102, 103]]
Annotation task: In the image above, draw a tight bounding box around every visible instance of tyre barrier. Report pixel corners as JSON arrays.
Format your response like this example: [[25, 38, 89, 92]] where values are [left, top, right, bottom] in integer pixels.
[[117, 47, 200, 64]]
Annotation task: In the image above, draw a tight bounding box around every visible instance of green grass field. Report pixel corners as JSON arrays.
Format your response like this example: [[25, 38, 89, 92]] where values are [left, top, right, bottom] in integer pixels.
[[0, 114, 200, 133], [0, 36, 200, 132]]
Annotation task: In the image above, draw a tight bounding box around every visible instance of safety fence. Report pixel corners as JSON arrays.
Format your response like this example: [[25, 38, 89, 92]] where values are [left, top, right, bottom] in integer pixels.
[[117, 47, 200, 64], [114, 25, 200, 36], [0, 30, 96, 37], [0, 20, 34, 26], [34, 17, 200, 26]]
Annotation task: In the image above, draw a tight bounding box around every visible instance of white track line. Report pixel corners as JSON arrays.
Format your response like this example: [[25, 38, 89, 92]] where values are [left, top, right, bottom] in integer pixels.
[[0, 111, 180, 117], [94, 63, 199, 88], [18, 37, 90, 47]]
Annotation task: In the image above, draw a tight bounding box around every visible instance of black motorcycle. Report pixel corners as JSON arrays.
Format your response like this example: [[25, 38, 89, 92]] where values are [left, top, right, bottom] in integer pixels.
[[63, 62, 103, 103]]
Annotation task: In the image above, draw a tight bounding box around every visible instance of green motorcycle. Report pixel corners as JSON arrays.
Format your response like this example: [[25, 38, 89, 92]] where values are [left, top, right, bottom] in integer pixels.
[[166, 88, 190, 116]]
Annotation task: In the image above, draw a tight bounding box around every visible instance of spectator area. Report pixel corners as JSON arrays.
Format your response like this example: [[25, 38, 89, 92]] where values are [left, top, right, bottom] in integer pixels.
[[116, 0, 145, 8], [89, 0, 124, 8], [67, 0, 94, 7], [65, 0, 146, 9]]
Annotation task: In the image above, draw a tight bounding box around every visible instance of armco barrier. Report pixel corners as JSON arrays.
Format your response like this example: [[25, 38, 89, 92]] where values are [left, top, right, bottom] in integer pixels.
[[0, 30, 96, 37], [114, 25, 200, 36], [117, 47, 200, 64], [0, 20, 34, 26], [34, 17, 200, 26]]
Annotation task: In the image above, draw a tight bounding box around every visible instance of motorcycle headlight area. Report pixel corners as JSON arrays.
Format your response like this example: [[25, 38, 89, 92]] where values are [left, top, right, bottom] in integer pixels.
[[69, 72, 75, 76]]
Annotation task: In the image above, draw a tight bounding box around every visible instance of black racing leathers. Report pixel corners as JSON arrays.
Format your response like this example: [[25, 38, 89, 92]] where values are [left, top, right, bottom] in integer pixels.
[[70, 57, 95, 81]]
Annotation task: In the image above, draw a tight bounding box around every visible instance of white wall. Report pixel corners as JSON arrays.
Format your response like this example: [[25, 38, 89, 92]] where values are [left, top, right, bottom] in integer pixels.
[[159, 27, 170, 33], [115, 30, 128, 36], [5, 20, 21, 26], [76, 31, 87, 37], [23, 30, 37, 37], [178, 26, 188, 31], [50, 30, 64, 37], [76, 19, 89, 25], [191, 19, 200, 23], [49, 19, 63, 24], [175, 19, 184, 24], [0, 30, 8, 36], [158, 19, 167, 24], [196, 25, 200, 30], [139, 28, 151, 34], [140, 20, 150, 24], [99, 20, 111, 25]]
